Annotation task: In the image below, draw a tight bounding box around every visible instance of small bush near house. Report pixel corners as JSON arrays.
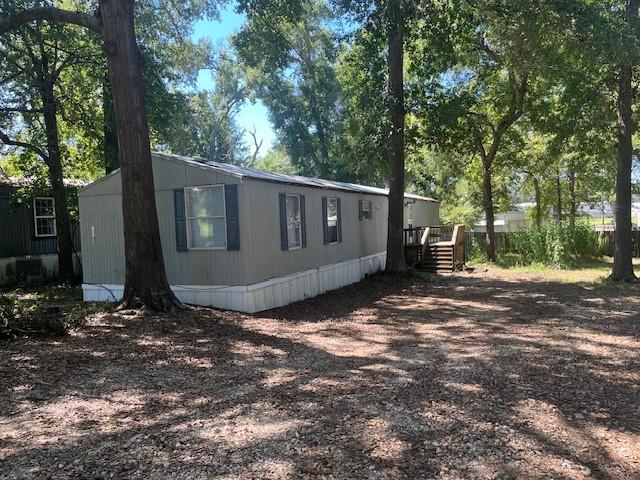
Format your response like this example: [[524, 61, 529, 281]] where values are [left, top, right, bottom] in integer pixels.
[[510, 222, 601, 268]]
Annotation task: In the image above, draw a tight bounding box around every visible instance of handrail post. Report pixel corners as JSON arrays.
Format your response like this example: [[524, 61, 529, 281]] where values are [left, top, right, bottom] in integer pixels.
[[420, 226, 430, 259], [452, 224, 465, 268]]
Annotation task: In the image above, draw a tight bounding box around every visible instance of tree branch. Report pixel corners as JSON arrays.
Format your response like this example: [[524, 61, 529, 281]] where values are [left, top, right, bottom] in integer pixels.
[[0, 106, 43, 114], [476, 31, 501, 63], [0, 72, 23, 86], [0, 128, 49, 161], [247, 126, 263, 166], [0, 7, 102, 36], [496, 71, 529, 134]]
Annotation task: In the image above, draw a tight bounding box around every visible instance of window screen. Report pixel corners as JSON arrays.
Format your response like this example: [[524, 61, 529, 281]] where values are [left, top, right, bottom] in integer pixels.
[[34, 197, 56, 237], [185, 186, 226, 249]]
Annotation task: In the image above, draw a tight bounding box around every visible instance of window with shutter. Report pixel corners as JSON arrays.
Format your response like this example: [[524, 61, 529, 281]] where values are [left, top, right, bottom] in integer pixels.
[[285, 194, 302, 249], [184, 185, 227, 249], [325, 197, 339, 244]]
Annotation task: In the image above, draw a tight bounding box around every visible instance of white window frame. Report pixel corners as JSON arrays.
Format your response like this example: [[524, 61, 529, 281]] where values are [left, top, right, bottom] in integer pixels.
[[326, 197, 339, 244], [184, 185, 227, 250], [286, 193, 302, 250], [33, 197, 56, 238], [360, 199, 372, 221]]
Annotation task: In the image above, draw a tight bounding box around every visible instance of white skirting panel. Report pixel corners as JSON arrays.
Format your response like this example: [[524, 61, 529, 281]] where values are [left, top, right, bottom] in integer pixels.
[[82, 251, 387, 313]]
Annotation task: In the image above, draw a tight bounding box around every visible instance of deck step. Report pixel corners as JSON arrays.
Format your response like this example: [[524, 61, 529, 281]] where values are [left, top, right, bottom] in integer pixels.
[[418, 243, 455, 272]]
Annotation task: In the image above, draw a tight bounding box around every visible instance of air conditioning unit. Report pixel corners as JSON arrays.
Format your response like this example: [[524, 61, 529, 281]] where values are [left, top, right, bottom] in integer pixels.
[[15, 258, 44, 286]]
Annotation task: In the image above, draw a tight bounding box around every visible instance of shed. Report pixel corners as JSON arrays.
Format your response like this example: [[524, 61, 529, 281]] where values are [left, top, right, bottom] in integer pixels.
[[79, 152, 439, 312]]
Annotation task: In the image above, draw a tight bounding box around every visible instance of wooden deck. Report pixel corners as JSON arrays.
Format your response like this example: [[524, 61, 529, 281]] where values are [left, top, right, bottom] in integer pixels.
[[403, 225, 465, 272]]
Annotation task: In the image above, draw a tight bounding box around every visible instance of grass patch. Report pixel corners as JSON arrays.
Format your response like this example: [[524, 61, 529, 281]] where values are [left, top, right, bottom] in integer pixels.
[[1, 285, 112, 339], [468, 256, 627, 285]]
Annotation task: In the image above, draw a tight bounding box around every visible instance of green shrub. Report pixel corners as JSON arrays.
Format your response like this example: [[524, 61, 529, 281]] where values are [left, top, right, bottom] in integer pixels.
[[509, 222, 600, 268], [511, 227, 547, 263], [467, 234, 488, 263]]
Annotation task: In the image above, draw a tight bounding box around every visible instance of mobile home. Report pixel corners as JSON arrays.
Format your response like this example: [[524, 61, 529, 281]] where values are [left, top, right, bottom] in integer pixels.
[[79, 153, 439, 312], [0, 177, 82, 285]]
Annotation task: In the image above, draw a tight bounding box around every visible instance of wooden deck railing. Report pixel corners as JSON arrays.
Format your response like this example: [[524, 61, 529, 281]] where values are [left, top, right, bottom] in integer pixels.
[[403, 225, 465, 268], [403, 225, 455, 246]]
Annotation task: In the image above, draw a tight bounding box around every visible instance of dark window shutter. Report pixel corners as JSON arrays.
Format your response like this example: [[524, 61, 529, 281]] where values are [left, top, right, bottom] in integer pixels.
[[358, 200, 363, 221], [322, 196, 328, 244], [300, 194, 307, 248], [174, 189, 187, 251], [279, 193, 288, 250], [337, 197, 343, 242], [225, 184, 240, 250]]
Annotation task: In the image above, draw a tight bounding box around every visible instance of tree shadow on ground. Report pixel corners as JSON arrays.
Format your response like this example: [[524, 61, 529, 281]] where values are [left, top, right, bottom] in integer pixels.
[[1, 272, 639, 479]]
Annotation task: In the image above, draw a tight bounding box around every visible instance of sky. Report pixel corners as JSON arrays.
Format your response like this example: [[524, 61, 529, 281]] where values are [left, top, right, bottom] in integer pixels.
[[192, 5, 276, 154]]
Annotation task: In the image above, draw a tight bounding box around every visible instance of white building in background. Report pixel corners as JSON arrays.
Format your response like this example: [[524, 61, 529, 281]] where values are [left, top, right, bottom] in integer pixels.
[[577, 201, 640, 230], [474, 202, 534, 233], [475, 197, 640, 233]]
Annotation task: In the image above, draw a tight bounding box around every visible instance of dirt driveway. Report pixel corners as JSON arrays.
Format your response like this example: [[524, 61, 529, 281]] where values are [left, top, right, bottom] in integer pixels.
[[1, 272, 639, 479]]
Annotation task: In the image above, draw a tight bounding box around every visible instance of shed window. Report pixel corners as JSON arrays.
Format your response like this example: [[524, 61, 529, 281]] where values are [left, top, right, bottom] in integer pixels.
[[326, 197, 339, 244], [34, 197, 56, 237], [286, 194, 302, 249], [359, 200, 372, 220], [185, 185, 226, 249]]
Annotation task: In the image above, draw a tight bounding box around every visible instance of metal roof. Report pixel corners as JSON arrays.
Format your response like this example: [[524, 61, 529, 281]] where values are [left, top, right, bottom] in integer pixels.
[[153, 152, 438, 202]]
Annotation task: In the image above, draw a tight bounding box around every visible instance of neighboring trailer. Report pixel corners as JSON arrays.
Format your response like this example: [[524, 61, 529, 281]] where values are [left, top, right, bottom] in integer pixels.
[[0, 180, 82, 285], [80, 153, 439, 312]]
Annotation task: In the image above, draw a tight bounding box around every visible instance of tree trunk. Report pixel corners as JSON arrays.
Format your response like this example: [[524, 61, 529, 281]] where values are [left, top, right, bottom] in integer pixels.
[[100, 0, 182, 309], [385, 0, 406, 273], [611, 71, 636, 278], [610, 0, 638, 282], [533, 176, 542, 228], [315, 117, 330, 177], [40, 74, 75, 282], [482, 162, 496, 261], [568, 160, 577, 228], [103, 74, 119, 173], [555, 166, 562, 223]]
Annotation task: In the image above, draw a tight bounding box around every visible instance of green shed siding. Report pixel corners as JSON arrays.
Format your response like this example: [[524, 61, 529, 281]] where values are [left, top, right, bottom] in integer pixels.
[[0, 185, 80, 259]]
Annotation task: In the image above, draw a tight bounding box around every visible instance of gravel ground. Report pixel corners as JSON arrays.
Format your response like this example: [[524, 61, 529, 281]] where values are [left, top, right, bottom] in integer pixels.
[[1, 271, 639, 479]]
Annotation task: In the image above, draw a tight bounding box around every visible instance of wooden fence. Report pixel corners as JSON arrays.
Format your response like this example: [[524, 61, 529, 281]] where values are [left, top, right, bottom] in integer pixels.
[[465, 232, 511, 256], [593, 231, 640, 257], [465, 230, 640, 258]]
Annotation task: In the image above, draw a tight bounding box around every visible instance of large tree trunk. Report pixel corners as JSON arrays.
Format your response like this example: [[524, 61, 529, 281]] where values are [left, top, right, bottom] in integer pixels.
[[533, 176, 542, 228], [482, 162, 496, 261], [385, 0, 406, 272], [100, 0, 182, 309], [611, 62, 635, 281], [103, 74, 119, 174], [40, 74, 75, 282], [610, 0, 638, 282], [611, 72, 636, 278]]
